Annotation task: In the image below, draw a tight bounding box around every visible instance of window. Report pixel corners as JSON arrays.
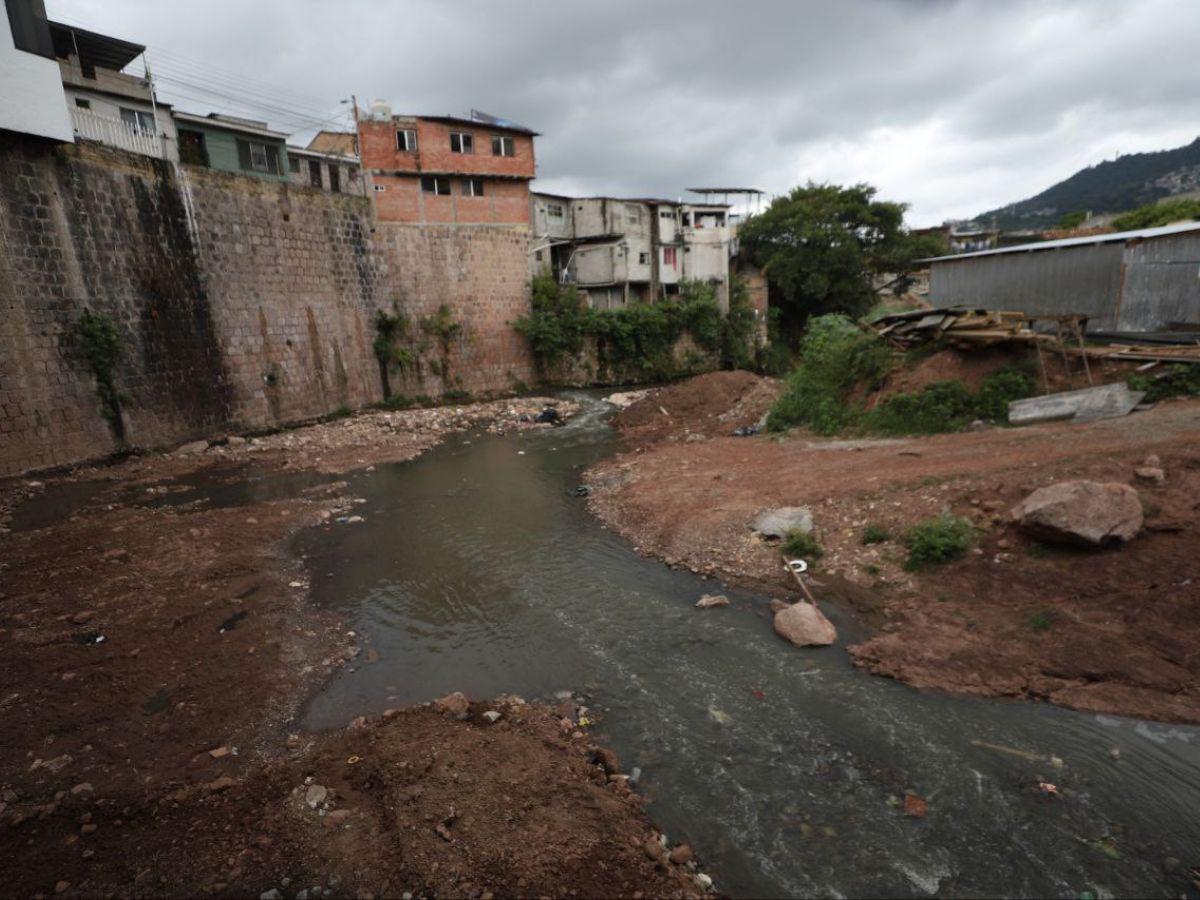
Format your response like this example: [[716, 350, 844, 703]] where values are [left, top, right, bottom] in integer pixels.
[[449, 132, 474, 154], [74, 98, 90, 110], [546, 202, 564, 220], [308, 159, 322, 187], [461, 178, 484, 197], [396, 128, 418, 152], [624, 204, 641, 225], [491, 135, 515, 157], [119, 107, 155, 133], [329, 165, 340, 193], [421, 175, 451, 195], [638, 251, 649, 265], [237, 139, 280, 175], [663, 247, 678, 268], [659, 210, 674, 219], [288, 156, 300, 174], [373, 184, 387, 192], [178, 129, 209, 167]]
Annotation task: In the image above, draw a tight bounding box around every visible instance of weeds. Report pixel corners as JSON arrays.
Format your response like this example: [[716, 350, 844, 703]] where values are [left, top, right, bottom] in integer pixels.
[[902, 515, 975, 571], [75, 310, 126, 443], [1029, 610, 1053, 632], [782, 529, 824, 561], [766, 314, 893, 434], [1127, 364, 1200, 403], [862, 524, 890, 545]]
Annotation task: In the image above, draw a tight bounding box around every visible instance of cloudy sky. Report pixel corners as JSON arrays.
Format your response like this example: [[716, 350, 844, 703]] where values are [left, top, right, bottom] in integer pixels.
[[48, 0, 1200, 225]]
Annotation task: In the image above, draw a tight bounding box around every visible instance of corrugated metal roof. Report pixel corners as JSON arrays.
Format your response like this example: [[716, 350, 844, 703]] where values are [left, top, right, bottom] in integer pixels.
[[923, 220, 1200, 264]]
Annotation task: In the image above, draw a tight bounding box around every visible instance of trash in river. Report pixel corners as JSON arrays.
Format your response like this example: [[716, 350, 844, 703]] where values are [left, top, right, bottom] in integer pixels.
[[750, 686, 765, 701], [535, 406, 564, 426], [218, 610, 248, 633], [708, 706, 732, 726], [1037, 781, 1060, 798], [903, 793, 928, 818], [731, 426, 759, 437], [969, 739, 1044, 762], [695, 593, 730, 608], [574, 485, 593, 498], [72, 631, 105, 645]]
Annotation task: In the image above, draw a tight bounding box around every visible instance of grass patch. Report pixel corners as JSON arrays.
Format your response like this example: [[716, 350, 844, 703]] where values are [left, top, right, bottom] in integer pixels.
[[782, 529, 824, 561], [862, 524, 890, 545], [902, 515, 975, 571], [1127, 364, 1200, 403], [1029, 610, 1053, 632], [864, 366, 1035, 436]]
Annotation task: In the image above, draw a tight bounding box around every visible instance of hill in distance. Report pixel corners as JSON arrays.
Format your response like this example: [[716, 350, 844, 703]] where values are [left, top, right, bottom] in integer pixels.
[[975, 136, 1200, 230]]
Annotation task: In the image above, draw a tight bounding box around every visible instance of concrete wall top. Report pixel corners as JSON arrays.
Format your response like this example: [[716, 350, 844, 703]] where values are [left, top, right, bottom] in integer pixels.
[[0, 15, 73, 142]]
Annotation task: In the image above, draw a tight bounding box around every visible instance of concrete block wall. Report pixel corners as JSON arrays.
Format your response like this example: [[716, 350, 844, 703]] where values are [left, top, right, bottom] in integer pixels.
[[0, 135, 536, 476]]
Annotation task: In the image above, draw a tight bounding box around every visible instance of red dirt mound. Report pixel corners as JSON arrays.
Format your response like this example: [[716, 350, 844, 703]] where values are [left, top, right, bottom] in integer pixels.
[[615, 371, 781, 445]]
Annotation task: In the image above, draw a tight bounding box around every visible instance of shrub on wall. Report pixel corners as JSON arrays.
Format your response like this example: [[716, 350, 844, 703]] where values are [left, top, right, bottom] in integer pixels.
[[74, 310, 126, 444]]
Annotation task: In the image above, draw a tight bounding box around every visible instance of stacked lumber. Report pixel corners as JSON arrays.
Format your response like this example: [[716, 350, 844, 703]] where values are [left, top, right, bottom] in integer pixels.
[[869, 307, 1200, 364]]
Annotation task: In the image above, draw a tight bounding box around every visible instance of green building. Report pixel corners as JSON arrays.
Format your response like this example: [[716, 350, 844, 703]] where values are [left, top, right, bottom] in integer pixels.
[[173, 111, 289, 182]]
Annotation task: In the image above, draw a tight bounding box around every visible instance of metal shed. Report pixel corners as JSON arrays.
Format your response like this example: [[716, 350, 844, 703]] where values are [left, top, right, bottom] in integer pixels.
[[925, 221, 1200, 332]]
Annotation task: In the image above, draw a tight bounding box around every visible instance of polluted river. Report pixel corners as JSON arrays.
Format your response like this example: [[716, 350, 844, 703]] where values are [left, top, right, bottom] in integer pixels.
[[288, 393, 1199, 898]]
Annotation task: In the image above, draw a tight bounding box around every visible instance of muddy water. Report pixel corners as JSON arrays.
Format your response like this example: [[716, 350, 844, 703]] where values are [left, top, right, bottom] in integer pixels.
[[299, 395, 1200, 898]]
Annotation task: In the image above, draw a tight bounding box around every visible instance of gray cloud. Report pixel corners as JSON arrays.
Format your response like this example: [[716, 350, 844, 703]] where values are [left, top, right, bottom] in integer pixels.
[[50, 0, 1200, 224]]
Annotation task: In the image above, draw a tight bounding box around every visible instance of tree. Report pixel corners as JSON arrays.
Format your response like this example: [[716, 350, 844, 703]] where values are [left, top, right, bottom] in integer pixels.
[[1057, 210, 1088, 229], [738, 182, 941, 338]]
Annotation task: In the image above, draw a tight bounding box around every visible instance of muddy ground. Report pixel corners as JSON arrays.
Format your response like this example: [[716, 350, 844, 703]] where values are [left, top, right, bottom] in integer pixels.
[[588, 369, 1200, 725], [0, 397, 703, 898]]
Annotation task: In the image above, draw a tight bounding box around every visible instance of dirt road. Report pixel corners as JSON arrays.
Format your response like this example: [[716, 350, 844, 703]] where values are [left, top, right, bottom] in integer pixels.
[[0, 397, 702, 898], [588, 373, 1200, 724]]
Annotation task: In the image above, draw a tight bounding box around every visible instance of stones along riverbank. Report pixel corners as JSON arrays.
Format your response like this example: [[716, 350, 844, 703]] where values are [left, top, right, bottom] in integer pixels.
[[587, 370, 1200, 725]]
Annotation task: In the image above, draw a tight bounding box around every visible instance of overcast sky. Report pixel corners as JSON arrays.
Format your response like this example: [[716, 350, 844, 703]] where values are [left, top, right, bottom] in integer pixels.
[[48, 0, 1200, 225]]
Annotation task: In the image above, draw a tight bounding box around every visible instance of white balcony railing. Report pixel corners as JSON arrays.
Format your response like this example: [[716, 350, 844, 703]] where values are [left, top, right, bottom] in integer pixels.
[[70, 107, 164, 159]]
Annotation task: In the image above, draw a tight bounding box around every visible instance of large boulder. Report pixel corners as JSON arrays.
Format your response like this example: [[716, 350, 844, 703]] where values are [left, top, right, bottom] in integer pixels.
[[1011, 480, 1142, 547], [751, 506, 813, 539], [773, 602, 837, 647]]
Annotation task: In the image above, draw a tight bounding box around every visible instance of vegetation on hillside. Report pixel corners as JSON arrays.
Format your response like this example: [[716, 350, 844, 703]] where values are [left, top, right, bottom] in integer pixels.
[[977, 136, 1200, 230], [765, 314, 1035, 436], [1111, 197, 1200, 231], [738, 183, 944, 341], [515, 274, 753, 382]]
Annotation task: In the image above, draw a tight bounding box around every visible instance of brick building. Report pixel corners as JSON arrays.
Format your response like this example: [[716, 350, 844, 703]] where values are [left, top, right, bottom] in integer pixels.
[[356, 104, 537, 226]]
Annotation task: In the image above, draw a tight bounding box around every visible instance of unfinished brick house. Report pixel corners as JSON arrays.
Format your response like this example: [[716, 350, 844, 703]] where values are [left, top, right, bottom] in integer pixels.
[[356, 104, 537, 226]]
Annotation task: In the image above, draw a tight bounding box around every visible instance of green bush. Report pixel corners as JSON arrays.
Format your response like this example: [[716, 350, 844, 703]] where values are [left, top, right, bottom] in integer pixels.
[[1127, 364, 1200, 402], [782, 529, 824, 561], [514, 274, 728, 382], [75, 310, 125, 441], [902, 515, 975, 570], [862, 524, 890, 545], [1029, 610, 1053, 632], [766, 314, 893, 434], [865, 366, 1035, 435]]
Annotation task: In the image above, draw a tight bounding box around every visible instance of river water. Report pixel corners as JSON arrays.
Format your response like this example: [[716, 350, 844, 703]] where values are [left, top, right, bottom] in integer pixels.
[[299, 394, 1200, 898]]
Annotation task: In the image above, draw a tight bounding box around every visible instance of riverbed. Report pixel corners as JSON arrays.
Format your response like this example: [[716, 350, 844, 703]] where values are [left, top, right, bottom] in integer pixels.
[[298, 394, 1200, 898]]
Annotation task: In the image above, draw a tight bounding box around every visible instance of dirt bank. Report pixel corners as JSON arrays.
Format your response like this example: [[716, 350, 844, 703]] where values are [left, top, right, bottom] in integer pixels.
[[0, 398, 703, 897], [587, 373, 1200, 724], [613, 370, 780, 447]]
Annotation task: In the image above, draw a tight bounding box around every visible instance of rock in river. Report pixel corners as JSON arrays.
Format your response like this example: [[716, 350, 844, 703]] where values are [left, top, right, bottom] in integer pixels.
[[1010, 480, 1142, 546], [695, 594, 730, 609], [751, 507, 814, 539], [773, 602, 837, 647]]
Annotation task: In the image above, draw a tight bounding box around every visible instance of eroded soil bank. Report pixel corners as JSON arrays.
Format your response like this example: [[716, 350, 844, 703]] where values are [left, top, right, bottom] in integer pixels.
[[587, 371, 1200, 724], [0, 397, 699, 898]]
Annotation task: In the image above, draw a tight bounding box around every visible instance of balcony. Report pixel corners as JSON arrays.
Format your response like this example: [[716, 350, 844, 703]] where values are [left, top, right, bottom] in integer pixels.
[[70, 107, 164, 159]]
